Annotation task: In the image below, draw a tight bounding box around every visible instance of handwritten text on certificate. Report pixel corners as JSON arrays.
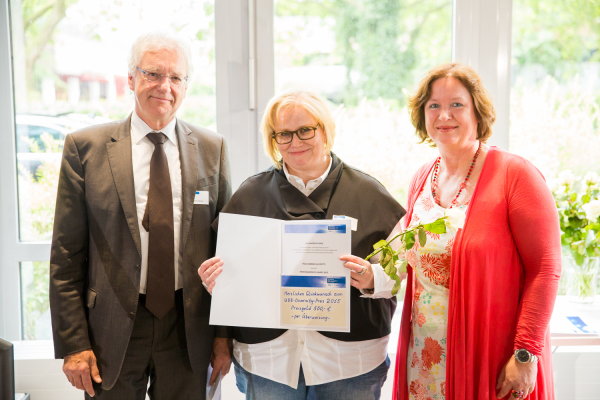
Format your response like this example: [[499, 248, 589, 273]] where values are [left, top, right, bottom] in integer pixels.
[[280, 222, 351, 331]]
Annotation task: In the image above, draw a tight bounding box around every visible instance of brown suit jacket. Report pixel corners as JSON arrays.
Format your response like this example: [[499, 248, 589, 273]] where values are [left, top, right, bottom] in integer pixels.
[[49, 114, 231, 389]]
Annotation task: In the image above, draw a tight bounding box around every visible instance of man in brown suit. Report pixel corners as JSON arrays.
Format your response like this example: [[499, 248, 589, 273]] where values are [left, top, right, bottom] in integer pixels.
[[49, 31, 232, 399]]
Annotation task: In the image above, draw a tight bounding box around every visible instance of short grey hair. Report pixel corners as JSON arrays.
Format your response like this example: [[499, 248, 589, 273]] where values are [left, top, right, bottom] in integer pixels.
[[127, 31, 194, 82]]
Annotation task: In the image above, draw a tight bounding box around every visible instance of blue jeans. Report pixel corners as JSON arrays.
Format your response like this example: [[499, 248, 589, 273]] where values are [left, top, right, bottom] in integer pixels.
[[233, 355, 390, 400]]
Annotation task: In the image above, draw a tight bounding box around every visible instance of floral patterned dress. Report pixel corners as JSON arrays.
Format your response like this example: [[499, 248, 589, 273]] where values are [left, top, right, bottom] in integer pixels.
[[405, 172, 468, 400]]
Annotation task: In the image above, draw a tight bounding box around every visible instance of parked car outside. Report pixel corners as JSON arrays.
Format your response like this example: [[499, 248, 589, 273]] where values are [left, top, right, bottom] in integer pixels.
[[16, 114, 108, 178]]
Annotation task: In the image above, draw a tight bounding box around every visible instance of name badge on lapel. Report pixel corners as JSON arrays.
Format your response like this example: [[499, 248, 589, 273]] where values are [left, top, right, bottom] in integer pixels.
[[194, 191, 209, 205]]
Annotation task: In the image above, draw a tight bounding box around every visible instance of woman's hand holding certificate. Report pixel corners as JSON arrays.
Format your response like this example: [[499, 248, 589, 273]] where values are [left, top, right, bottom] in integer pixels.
[[199, 213, 352, 332]]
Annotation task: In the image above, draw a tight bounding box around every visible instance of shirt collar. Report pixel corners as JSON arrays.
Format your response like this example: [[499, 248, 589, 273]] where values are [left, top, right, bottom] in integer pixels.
[[283, 156, 333, 190], [131, 111, 178, 145]]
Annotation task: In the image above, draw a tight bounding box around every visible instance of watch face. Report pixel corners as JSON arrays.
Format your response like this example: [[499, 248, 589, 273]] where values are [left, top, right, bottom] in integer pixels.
[[516, 350, 530, 362]]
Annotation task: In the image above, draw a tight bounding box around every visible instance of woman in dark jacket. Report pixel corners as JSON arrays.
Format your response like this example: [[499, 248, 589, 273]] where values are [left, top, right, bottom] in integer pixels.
[[199, 90, 405, 400]]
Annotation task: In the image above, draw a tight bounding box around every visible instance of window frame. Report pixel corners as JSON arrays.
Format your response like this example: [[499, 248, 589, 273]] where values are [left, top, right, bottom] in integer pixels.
[[453, 0, 512, 150], [0, 0, 512, 340]]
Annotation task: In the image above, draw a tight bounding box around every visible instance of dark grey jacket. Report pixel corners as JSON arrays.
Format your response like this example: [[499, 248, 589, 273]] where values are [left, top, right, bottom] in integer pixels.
[[214, 153, 405, 344], [49, 114, 231, 389]]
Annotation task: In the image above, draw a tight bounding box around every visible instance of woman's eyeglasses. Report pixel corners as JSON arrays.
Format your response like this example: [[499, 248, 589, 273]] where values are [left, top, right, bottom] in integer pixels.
[[272, 126, 318, 144]]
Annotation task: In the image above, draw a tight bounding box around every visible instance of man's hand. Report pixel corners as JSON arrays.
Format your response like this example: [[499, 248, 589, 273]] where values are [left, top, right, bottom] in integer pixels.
[[63, 349, 102, 397], [209, 337, 232, 386]]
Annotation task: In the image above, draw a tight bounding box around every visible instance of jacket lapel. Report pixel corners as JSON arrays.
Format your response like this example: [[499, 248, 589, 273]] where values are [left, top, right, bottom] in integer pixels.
[[176, 120, 199, 251], [309, 156, 342, 210], [277, 154, 342, 215], [106, 114, 142, 257]]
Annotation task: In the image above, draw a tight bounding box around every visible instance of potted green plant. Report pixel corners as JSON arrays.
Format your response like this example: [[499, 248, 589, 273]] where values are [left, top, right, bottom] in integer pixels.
[[552, 170, 600, 303]]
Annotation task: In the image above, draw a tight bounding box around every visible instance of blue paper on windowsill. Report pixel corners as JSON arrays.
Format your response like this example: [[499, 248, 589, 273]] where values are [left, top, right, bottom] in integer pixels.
[[551, 315, 599, 336], [566, 316, 598, 334]]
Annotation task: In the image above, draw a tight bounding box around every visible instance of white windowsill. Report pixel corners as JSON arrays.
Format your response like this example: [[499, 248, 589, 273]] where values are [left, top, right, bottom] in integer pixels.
[[13, 340, 54, 360], [12, 296, 600, 361], [388, 296, 600, 355]]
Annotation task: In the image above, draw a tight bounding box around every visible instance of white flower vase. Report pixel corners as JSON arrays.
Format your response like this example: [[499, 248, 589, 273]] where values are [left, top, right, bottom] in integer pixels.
[[564, 255, 599, 304]]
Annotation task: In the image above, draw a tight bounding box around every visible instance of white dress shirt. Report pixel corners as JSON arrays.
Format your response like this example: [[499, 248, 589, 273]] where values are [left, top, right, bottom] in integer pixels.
[[131, 112, 183, 294], [233, 157, 390, 388], [281, 157, 332, 196], [362, 263, 396, 299]]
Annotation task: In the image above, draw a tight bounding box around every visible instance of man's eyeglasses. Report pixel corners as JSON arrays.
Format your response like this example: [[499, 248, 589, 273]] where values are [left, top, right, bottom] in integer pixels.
[[136, 67, 188, 87], [272, 126, 318, 144]]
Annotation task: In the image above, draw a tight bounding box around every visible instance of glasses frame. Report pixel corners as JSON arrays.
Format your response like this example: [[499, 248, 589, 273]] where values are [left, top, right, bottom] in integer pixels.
[[136, 66, 188, 87], [272, 126, 318, 145]]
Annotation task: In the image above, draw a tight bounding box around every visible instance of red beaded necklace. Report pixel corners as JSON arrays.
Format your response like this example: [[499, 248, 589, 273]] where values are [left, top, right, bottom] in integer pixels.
[[431, 141, 481, 209]]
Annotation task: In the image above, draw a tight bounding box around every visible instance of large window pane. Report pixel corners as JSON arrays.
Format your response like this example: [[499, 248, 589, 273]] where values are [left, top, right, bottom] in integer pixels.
[[274, 0, 452, 204], [510, 0, 600, 179], [20, 261, 51, 340], [510, 1, 600, 295], [11, 0, 216, 241]]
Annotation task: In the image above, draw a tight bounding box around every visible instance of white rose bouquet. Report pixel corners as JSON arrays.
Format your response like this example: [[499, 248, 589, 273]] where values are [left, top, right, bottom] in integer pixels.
[[553, 170, 600, 300], [365, 208, 466, 295]]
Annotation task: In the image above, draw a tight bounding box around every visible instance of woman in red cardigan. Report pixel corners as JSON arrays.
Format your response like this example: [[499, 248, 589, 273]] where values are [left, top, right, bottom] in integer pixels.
[[341, 63, 561, 400]]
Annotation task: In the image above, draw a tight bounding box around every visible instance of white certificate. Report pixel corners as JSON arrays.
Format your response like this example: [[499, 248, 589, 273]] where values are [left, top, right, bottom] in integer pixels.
[[209, 213, 351, 332]]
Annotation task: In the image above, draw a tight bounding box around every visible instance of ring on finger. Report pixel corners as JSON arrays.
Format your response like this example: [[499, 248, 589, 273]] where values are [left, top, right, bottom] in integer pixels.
[[357, 267, 367, 276], [511, 389, 524, 398]]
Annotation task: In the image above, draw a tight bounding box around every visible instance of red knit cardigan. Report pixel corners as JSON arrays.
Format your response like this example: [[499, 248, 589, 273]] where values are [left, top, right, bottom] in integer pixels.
[[392, 147, 561, 400]]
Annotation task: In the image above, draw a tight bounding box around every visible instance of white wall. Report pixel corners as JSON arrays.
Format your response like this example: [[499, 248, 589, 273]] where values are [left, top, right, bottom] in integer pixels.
[[553, 348, 600, 400], [14, 346, 600, 400]]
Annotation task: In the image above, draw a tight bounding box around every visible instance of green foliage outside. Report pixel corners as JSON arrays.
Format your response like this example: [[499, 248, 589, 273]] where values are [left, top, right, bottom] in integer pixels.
[[18, 132, 62, 242], [21, 0, 78, 92], [12, 0, 600, 338], [276, 0, 452, 107], [21, 261, 51, 340], [276, 0, 600, 300], [336, 0, 452, 106], [513, 0, 600, 81], [17, 0, 217, 125]]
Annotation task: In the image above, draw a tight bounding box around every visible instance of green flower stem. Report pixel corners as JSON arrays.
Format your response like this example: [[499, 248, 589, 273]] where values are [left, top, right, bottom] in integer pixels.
[[366, 216, 447, 295], [365, 230, 408, 261], [569, 271, 596, 300]]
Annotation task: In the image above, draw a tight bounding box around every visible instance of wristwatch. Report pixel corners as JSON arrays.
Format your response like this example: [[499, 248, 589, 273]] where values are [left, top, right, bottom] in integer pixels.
[[514, 349, 538, 363]]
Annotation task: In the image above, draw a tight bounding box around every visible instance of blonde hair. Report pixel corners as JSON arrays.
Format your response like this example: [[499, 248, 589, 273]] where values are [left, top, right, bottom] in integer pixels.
[[260, 90, 336, 168], [408, 63, 496, 146]]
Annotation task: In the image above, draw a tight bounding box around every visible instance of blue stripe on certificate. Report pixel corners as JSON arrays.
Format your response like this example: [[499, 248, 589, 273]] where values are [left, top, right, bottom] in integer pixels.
[[281, 276, 346, 288], [284, 224, 346, 234]]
